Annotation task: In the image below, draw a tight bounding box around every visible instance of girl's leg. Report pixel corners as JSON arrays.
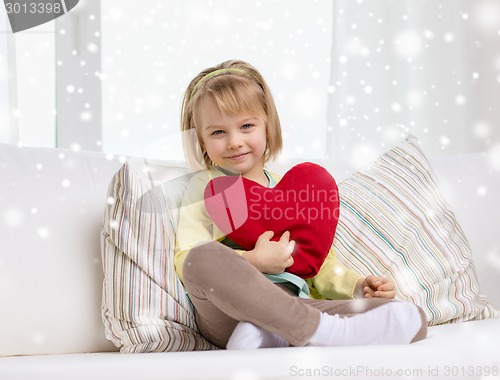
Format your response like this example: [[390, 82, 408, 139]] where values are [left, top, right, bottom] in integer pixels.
[[301, 297, 427, 344], [183, 241, 426, 348], [228, 287, 426, 348], [182, 241, 321, 348]]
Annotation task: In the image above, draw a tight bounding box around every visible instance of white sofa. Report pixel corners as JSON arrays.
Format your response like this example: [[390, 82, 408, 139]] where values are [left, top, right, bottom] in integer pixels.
[[0, 142, 499, 380]]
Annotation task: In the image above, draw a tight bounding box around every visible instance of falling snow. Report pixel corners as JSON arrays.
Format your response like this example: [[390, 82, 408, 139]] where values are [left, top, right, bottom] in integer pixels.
[[488, 144, 500, 170], [4, 208, 24, 228], [439, 136, 451, 149], [37, 227, 50, 239], [394, 30, 423, 59], [473, 121, 491, 139], [476, 186, 488, 196]]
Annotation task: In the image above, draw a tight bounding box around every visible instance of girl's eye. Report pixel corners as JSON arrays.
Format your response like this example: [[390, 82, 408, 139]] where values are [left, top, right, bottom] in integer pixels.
[[242, 124, 254, 130], [211, 130, 224, 136]]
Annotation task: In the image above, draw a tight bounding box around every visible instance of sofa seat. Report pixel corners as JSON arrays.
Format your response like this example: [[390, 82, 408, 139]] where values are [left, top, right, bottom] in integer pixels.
[[2, 319, 499, 380]]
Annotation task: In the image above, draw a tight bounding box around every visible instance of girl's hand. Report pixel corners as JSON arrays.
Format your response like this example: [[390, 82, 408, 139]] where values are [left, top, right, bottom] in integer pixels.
[[243, 231, 295, 274], [354, 275, 396, 299]]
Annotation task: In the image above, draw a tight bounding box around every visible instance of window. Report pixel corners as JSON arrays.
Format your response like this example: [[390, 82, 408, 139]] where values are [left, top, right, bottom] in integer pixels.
[[0, 12, 55, 147], [0, 12, 13, 144]]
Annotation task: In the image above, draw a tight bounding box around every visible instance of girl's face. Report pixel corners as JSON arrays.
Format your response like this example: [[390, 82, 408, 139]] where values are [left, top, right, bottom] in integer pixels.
[[197, 95, 268, 182]]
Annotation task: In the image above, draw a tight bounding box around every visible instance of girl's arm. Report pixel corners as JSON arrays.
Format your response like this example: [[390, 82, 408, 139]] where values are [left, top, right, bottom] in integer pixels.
[[308, 248, 396, 300], [307, 247, 363, 300], [174, 173, 216, 283]]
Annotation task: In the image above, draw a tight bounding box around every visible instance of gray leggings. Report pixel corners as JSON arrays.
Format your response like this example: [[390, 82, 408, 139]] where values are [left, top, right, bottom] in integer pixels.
[[182, 241, 427, 348]]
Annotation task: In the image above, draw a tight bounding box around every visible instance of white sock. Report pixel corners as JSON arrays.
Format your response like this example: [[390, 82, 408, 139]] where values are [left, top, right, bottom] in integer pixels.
[[226, 321, 290, 350], [308, 302, 422, 346]]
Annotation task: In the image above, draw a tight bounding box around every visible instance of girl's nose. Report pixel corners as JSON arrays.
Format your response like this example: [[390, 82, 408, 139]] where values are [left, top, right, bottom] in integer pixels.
[[227, 134, 243, 149]]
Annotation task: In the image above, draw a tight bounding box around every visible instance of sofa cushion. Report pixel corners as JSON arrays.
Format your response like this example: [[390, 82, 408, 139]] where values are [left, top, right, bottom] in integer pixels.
[[333, 135, 499, 325], [101, 159, 216, 352], [0, 143, 121, 356]]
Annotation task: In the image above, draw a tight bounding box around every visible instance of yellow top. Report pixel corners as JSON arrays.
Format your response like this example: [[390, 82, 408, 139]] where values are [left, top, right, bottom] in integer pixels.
[[173, 166, 363, 300]]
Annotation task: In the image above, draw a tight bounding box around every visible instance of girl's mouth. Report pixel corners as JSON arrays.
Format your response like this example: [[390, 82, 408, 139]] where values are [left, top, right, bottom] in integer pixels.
[[228, 153, 248, 160]]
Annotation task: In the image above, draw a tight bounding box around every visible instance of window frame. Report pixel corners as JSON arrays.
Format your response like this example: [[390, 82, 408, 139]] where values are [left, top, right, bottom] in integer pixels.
[[55, 1, 102, 151]]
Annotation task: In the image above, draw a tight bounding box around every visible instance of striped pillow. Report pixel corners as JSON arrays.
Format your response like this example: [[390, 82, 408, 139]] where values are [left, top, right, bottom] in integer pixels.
[[100, 160, 216, 352], [333, 135, 499, 325]]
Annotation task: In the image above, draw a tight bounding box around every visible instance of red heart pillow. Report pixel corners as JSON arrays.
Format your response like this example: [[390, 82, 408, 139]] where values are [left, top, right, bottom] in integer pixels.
[[203, 162, 339, 278]]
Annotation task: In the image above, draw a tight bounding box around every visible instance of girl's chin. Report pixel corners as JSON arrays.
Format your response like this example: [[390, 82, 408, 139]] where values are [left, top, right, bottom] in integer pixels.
[[214, 163, 243, 175], [218, 163, 254, 176]]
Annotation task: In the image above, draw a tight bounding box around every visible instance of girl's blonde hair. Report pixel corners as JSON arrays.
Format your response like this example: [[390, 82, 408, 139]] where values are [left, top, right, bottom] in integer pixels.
[[180, 60, 282, 170]]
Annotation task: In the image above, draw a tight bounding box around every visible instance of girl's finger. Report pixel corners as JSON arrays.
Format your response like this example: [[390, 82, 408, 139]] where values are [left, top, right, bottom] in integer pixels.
[[259, 230, 274, 241], [377, 282, 395, 291], [279, 231, 290, 243], [364, 286, 376, 297], [374, 290, 396, 299], [365, 275, 380, 288]]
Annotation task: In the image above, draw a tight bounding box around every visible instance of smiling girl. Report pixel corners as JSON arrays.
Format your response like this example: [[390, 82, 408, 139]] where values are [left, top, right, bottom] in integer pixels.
[[174, 60, 427, 349]]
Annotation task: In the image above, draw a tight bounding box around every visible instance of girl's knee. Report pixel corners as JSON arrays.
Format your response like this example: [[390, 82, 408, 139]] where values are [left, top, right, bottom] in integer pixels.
[[182, 244, 207, 284], [182, 241, 227, 285]]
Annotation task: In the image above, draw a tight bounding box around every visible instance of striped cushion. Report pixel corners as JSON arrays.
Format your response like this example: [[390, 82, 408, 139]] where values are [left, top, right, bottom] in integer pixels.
[[100, 160, 216, 352], [333, 135, 499, 325]]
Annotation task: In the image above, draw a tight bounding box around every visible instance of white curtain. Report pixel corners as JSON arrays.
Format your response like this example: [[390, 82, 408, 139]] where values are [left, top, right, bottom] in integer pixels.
[[327, 0, 500, 166]]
